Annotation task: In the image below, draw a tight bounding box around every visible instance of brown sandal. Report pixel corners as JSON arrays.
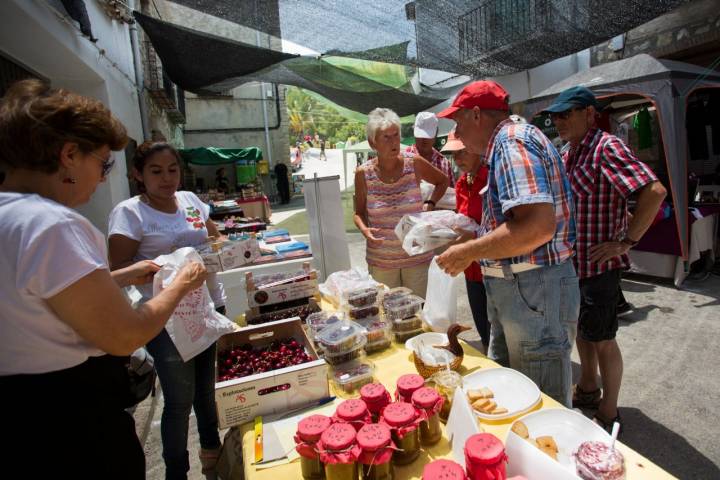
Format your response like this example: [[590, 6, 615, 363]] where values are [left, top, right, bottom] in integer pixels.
[[593, 411, 622, 436], [572, 384, 601, 408], [199, 447, 222, 475]]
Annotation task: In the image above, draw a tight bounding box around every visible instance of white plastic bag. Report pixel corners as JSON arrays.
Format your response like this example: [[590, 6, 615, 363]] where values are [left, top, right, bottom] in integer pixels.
[[319, 267, 382, 305], [421, 180, 456, 210], [422, 257, 463, 332], [395, 211, 479, 256], [153, 247, 236, 361]]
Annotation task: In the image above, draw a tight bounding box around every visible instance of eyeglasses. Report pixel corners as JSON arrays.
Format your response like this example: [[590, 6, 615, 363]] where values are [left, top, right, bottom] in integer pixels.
[[89, 151, 115, 178], [549, 107, 586, 122]]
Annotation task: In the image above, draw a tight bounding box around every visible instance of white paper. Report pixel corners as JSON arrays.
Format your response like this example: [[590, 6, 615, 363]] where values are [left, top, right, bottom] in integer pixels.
[[445, 387, 482, 469]]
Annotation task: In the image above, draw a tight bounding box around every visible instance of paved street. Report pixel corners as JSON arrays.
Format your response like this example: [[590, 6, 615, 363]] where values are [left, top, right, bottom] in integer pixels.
[[139, 233, 720, 479]]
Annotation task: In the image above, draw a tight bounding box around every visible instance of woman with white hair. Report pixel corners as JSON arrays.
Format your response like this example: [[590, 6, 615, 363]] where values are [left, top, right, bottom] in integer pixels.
[[353, 108, 449, 297]]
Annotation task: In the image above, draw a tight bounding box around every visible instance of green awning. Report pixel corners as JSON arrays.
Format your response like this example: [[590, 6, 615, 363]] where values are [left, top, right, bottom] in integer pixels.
[[179, 147, 263, 165]]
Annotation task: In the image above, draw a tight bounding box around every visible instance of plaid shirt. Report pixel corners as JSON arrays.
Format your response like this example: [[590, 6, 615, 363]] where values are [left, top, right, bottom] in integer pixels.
[[405, 144, 455, 184], [480, 119, 576, 267], [564, 128, 657, 279]]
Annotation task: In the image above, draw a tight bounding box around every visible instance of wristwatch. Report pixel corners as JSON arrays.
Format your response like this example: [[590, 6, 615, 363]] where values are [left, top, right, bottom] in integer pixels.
[[423, 200, 436, 207], [620, 235, 639, 247]]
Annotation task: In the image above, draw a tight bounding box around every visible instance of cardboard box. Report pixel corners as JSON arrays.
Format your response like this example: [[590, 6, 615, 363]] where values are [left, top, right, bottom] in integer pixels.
[[214, 317, 329, 429], [219, 238, 261, 271], [200, 251, 223, 273]]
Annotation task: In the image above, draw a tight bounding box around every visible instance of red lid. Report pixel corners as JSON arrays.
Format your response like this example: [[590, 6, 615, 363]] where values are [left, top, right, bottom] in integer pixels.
[[412, 387, 441, 409], [356, 423, 391, 451], [381, 402, 417, 427], [297, 414, 333, 443], [422, 459, 467, 479], [336, 399, 369, 421], [397, 374, 425, 397], [321, 423, 357, 451], [360, 383, 389, 404], [465, 433, 506, 465]]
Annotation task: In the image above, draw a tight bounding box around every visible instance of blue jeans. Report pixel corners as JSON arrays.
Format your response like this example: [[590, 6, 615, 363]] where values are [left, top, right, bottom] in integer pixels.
[[484, 261, 579, 407], [466, 279, 490, 348], [147, 329, 221, 480]]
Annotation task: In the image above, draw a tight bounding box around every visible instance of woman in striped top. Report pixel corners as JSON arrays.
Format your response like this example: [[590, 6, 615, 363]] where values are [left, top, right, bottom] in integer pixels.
[[353, 108, 449, 297]]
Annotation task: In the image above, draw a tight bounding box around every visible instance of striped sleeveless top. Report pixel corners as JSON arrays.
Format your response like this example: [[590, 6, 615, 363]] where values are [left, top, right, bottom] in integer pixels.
[[360, 156, 434, 269]]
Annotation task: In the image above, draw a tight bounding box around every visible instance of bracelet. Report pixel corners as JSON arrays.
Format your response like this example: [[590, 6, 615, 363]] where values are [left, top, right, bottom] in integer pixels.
[[620, 236, 638, 247], [424, 200, 436, 207]]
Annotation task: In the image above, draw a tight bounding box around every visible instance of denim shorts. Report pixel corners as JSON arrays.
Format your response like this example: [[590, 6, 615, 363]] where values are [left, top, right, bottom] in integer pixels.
[[484, 261, 580, 407]]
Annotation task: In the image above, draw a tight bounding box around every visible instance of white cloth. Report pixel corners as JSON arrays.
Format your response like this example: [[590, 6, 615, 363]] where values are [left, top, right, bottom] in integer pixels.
[[0, 193, 106, 374], [108, 191, 225, 306]]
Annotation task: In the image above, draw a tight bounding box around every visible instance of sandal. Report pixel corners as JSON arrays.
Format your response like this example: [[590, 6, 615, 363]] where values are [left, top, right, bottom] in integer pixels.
[[572, 385, 601, 408], [593, 411, 623, 436], [199, 447, 222, 475]]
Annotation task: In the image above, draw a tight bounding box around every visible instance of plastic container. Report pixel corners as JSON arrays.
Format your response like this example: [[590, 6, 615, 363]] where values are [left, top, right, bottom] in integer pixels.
[[395, 374, 425, 403], [464, 433, 508, 480], [344, 287, 380, 307], [317, 320, 367, 354], [384, 295, 423, 321], [357, 423, 395, 480], [411, 387, 444, 446], [382, 287, 413, 310], [356, 316, 391, 342], [393, 328, 424, 343], [422, 459, 466, 479], [392, 315, 423, 332], [575, 441, 626, 480], [364, 336, 392, 354], [427, 370, 463, 422], [319, 423, 360, 480], [306, 311, 343, 338], [334, 398, 372, 431], [323, 337, 368, 366], [359, 383, 391, 422], [380, 402, 422, 466], [332, 360, 375, 396], [348, 304, 381, 320], [295, 414, 333, 480]]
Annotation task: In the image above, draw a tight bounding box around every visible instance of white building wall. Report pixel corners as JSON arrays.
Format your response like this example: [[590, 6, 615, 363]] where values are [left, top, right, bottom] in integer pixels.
[[0, 0, 143, 234]]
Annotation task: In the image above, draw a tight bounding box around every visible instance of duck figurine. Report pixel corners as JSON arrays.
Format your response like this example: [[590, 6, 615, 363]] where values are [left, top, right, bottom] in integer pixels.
[[413, 323, 472, 378]]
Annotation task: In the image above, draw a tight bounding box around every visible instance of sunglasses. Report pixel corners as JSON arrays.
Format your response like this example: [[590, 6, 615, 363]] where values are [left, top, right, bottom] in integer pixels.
[[549, 107, 586, 121], [89, 151, 115, 178]]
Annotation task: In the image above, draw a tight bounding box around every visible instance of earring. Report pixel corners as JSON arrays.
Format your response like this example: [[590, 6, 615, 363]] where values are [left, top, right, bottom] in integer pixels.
[[62, 177, 76, 184]]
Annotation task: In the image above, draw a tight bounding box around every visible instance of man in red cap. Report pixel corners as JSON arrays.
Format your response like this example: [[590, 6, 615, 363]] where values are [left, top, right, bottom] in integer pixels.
[[436, 81, 579, 407]]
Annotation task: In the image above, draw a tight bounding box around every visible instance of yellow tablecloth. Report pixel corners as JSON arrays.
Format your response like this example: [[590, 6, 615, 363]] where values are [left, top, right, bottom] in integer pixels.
[[239, 342, 674, 479]]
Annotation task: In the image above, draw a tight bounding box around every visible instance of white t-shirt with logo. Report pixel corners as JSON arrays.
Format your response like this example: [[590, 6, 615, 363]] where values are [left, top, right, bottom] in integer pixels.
[[0, 193, 107, 375], [108, 191, 225, 306]]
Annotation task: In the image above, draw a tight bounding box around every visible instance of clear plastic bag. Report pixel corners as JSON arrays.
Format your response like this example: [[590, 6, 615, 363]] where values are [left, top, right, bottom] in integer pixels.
[[394, 211, 479, 256], [319, 267, 382, 305]]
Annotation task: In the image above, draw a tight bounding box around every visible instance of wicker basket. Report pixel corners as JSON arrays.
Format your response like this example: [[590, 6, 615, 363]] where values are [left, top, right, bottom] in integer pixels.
[[413, 351, 463, 378]]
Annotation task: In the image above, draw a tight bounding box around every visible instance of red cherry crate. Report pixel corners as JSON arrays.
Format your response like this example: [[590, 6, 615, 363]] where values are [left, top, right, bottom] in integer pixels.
[[214, 317, 329, 429]]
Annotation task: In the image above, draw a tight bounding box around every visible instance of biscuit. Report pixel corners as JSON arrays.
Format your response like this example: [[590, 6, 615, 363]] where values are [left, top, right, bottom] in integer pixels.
[[539, 444, 558, 460], [536, 436, 558, 452], [467, 389, 485, 401], [490, 407, 508, 415], [472, 398, 492, 411], [511, 421, 529, 439]]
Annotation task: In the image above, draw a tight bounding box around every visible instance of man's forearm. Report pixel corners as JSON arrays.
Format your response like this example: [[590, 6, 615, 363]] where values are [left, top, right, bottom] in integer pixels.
[[626, 182, 667, 241]]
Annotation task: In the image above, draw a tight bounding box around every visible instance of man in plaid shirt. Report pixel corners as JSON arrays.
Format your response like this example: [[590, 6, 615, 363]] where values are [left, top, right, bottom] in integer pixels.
[[547, 86, 667, 432], [436, 81, 579, 407]]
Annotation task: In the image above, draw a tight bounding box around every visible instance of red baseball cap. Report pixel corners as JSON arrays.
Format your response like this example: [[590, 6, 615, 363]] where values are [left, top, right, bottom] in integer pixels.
[[437, 81, 510, 119]]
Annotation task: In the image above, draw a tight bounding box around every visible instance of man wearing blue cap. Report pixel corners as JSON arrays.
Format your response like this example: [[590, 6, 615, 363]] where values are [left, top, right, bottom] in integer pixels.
[[546, 86, 667, 432]]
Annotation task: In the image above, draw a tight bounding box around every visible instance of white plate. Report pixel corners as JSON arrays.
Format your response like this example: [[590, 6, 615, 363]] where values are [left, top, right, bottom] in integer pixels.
[[510, 408, 612, 471], [404, 332, 447, 352], [462, 367, 542, 420]]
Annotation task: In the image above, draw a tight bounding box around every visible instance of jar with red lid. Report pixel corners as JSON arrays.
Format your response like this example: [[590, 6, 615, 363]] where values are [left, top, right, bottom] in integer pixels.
[[333, 398, 372, 431], [464, 433, 507, 480], [395, 374, 425, 403], [422, 459, 467, 479], [360, 383, 391, 422], [357, 423, 395, 480], [318, 423, 361, 480], [411, 387, 444, 446], [380, 402, 423, 466], [295, 414, 333, 480]]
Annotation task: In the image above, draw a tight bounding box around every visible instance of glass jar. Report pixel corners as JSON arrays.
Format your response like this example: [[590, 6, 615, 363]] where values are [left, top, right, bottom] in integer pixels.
[[411, 387, 444, 446], [422, 459, 466, 480], [295, 414, 333, 480], [357, 423, 394, 480], [319, 423, 360, 480], [464, 433, 508, 480], [360, 383, 391, 423], [428, 370, 463, 422], [395, 374, 425, 403], [334, 398, 371, 431], [381, 402, 421, 466]]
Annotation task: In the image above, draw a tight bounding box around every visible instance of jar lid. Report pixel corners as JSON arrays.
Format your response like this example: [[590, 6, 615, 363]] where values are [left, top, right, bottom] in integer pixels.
[[382, 402, 417, 426], [297, 414, 332, 443], [422, 459, 466, 479], [411, 386, 441, 409], [360, 383, 389, 403], [397, 374, 425, 396], [465, 433, 506, 465], [336, 398, 369, 421], [321, 423, 357, 451], [356, 423, 391, 451]]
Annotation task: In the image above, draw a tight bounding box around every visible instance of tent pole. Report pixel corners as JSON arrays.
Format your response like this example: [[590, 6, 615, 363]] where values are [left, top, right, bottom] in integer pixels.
[[256, 30, 273, 167]]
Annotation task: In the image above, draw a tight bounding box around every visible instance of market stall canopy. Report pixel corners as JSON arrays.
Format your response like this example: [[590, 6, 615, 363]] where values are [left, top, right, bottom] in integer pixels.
[[523, 54, 720, 260], [180, 147, 263, 165]]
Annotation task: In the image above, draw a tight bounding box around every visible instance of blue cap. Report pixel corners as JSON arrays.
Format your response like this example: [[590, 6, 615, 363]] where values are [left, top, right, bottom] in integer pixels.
[[544, 86, 599, 113]]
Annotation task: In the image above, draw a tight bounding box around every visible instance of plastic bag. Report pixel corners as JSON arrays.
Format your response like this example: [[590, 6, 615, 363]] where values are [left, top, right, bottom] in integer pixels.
[[422, 257, 463, 332], [395, 211, 479, 256], [420, 180, 456, 210], [319, 267, 382, 305], [153, 247, 236, 361]]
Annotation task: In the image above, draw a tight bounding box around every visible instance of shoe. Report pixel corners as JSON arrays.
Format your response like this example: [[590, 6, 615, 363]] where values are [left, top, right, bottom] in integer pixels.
[[616, 301, 632, 317], [572, 384, 601, 409], [593, 411, 622, 436], [199, 447, 222, 475]]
